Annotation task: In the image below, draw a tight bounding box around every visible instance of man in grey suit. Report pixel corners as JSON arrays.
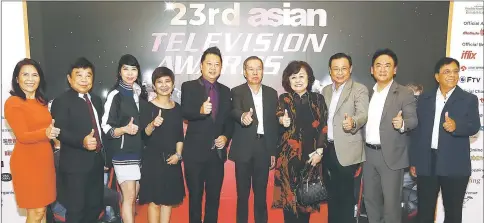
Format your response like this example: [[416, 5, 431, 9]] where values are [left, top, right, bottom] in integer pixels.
[[322, 53, 369, 223], [363, 49, 417, 223]]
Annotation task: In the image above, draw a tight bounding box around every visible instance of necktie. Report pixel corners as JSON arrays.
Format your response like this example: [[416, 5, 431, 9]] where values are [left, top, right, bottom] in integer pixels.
[[209, 85, 217, 120], [83, 94, 102, 152]]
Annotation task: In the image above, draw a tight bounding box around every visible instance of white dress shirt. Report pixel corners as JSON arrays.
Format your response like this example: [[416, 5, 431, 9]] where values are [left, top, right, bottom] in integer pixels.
[[327, 81, 347, 141], [249, 85, 264, 134], [79, 93, 103, 143], [431, 87, 456, 149], [366, 80, 393, 144]]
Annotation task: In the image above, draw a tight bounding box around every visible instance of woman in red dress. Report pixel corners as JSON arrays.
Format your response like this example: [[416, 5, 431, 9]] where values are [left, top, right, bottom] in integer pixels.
[[4, 58, 60, 223]]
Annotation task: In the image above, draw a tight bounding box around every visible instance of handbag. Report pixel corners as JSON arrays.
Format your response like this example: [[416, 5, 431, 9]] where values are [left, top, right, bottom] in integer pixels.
[[294, 163, 329, 206]]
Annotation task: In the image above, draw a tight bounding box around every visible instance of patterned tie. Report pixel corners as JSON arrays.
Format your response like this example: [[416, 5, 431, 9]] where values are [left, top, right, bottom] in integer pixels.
[[209, 85, 217, 120], [83, 94, 102, 152]]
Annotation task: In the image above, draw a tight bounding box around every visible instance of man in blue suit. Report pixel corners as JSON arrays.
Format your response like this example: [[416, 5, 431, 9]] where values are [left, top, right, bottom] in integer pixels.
[[410, 57, 480, 223]]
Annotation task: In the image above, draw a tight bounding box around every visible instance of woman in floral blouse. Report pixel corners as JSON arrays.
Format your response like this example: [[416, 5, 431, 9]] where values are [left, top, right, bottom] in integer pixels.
[[272, 60, 329, 223]]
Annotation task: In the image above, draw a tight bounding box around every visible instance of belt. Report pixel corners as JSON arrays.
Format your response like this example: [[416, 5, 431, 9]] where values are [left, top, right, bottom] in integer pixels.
[[365, 143, 382, 150], [256, 134, 264, 139]]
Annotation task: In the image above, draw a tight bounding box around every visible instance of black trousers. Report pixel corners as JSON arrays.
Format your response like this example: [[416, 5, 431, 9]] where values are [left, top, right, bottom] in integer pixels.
[[417, 150, 469, 223], [324, 142, 358, 223], [235, 137, 270, 223], [184, 152, 225, 223], [283, 210, 310, 223], [59, 155, 104, 223]]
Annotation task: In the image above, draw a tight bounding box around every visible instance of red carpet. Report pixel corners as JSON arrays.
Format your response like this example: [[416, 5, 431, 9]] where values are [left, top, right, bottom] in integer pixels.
[[135, 161, 328, 223]]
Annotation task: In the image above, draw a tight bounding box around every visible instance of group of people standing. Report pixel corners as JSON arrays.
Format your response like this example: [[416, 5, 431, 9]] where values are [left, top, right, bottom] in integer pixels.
[[5, 46, 480, 223]]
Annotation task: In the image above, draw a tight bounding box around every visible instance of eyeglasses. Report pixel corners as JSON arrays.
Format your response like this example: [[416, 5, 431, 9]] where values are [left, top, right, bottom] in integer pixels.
[[440, 70, 459, 76], [331, 67, 349, 73]]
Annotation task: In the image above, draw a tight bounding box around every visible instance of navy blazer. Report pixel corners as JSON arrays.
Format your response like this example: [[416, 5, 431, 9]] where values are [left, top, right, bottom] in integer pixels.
[[410, 86, 480, 176]]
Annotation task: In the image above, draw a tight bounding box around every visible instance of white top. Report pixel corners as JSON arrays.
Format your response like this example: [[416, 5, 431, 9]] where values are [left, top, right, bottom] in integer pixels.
[[327, 81, 347, 140], [366, 80, 393, 144], [431, 87, 456, 149], [249, 85, 264, 134]]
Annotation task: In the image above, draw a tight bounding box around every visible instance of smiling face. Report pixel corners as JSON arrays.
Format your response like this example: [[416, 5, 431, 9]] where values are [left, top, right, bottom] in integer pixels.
[[68, 67, 93, 94], [153, 75, 174, 96], [371, 54, 397, 84], [289, 68, 309, 94], [120, 64, 139, 85], [330, 57, 352, 86], [200, 54, 222, 83], [17, 65, 40, 98], [435, 61, 459, 90]]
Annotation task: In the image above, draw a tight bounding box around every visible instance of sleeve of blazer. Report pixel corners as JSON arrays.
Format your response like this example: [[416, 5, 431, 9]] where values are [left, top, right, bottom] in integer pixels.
[[231, 87, 244, 124], [222, 88, 234, 141], [101, 91, 121, 139], [409, 99, 423, 166], [50, 97, 85, 149], [350, 84, 369, 134], [316, 94, 329, 149], [401, 88, 418, 132], [269, 89, 279, 156], [181, 81, 206, 121], [452, 94, 480, 137]]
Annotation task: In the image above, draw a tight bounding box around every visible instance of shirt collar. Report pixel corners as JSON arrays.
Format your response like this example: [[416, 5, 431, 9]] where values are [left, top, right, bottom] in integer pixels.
[[202, 78, 216, 88], [78, 92, 91, 99], [332, 81, 347, 92], [437, 86, 456, 100], [372, 79, 394, 93], [248, 84, 262, 96]]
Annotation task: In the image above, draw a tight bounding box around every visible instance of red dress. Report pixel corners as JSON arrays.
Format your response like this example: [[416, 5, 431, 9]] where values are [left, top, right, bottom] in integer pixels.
[[4, 96, 56, 208]]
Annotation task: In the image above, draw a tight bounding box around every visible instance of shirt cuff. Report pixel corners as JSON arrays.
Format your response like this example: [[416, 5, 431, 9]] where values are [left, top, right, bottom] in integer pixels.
[[399, 121, 405, 133], [110, 128, 121, 138]]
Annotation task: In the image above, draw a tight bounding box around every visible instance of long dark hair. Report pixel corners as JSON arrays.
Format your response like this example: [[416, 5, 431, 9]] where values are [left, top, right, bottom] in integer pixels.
[[112, 54, 148, 100], [9, 58, 48, 105]]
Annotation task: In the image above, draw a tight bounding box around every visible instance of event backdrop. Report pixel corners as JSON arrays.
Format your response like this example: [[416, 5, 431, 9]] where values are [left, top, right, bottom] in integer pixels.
[[1, 1, 482, 223]]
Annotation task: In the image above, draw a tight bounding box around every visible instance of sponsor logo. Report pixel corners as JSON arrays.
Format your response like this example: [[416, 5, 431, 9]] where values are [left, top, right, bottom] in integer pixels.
[[472, 168, 483, 173], [1, 173, 12, 182], [462, 29, 484, 36], [464, 89, 484, 94], [461, 65, 484, 72], [2, 139, 16, 146], [4, 150, 12, 156], [465, 5, 483, 14], [0, 191, 14, 195], [469, 177, 481, 184], [460, 76, 481, 83], [471, 148, 483, 152], [464, 21, 484, 26], [462, 42, 484, 47], [461, 50, 478, 59], [471, 155, 483, 161]]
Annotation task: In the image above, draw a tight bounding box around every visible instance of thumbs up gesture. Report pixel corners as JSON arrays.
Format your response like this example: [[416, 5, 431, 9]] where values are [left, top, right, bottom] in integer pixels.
[[83, 129, 97, 151], [46, 119, 61, 139], [200, 97, 212, 115], [241, 108, 254, 126], [152, 109, 164, 127], [443, 112, 456, 133], [392, 110, 404, 129], [124, 117, 139, 135], [279, 109, 291, 128], [342, 113, 354, 131]]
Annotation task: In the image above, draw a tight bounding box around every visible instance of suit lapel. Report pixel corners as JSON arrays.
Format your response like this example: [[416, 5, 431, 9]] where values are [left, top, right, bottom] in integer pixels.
[[442, 86, 461, 112], [335, 80, 353, 114], [323, 86, 332, 107], [381, 81, 398, 120], [245, 84, 257, 119]]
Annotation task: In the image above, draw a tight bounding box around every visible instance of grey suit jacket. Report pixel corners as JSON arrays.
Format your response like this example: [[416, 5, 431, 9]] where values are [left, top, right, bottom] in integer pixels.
[[369, 81, 418, 170], [322, 79, 369, 166]]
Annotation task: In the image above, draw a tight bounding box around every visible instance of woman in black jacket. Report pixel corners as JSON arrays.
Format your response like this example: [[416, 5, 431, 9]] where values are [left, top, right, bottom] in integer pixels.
[[101, 54, 148, 223]]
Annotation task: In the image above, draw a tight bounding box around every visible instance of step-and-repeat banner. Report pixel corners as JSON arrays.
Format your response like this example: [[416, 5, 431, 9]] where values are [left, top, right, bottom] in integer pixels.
[[1, 1, 482, 222]]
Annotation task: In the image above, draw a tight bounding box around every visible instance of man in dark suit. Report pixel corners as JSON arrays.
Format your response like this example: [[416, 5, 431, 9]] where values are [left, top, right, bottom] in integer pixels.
[[229, 56, 279, 223], [410, 57, 480, 223], [181, 46, 234, 223], [51, 57, 105, 223]]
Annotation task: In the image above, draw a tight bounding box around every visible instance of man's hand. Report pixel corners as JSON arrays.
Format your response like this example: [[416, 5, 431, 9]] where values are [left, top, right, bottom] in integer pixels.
[[342, 113, 353, 131], [200, 97, 212, 115], [241, 108, 254, 126], [83, 129, 97, 151], [215, 135, 228, 148], [392, 110, 404, 129], [410, 166, 416, 177], [279, 109, 291, 127], [443, 112, 456, 133]]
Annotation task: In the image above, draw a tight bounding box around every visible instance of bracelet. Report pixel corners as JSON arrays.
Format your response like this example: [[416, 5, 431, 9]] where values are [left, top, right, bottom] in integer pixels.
[[176, 153, 183, 161]]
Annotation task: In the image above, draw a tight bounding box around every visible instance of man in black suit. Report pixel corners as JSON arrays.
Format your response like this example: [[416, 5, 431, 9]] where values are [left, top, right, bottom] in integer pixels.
[[181, 46, 234, 223], [410, 57, 480, 223], [51, 57, 105, 223], [229, 56, 279, 223]]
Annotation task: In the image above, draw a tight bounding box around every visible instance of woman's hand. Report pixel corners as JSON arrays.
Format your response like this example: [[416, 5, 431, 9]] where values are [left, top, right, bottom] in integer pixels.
[[279, 109, 291, 127], [308, 153, 322, 167], [166, 154, 180, 165]]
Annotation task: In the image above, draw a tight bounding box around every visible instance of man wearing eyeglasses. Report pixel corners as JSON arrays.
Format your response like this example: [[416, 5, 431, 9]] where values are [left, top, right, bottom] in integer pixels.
[[410, 57, 480, 223], [321, 53, 369, 223]]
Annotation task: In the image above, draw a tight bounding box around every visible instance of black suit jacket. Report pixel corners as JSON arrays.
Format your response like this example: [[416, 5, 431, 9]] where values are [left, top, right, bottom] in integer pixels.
[[181, 77, 234, 163], [229, 84, 279, 162], [410, 86, 480, 176], [51, 89, 105, 173]]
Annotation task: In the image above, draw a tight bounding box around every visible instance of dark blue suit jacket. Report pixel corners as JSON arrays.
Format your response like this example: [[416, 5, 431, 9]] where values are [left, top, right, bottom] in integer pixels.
[[410, 86, 480, 176]]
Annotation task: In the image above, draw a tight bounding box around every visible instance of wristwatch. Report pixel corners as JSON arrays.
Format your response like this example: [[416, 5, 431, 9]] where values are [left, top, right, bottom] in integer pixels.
[[176, 153, 183, 161]]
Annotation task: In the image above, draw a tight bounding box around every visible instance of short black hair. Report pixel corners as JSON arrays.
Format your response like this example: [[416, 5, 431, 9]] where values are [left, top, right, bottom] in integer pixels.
[[243, 56, 264, 70], [68, 57, 95, 77], [200, 46, 223, 64], [434, 57, 460, 74], [281, 61, 315, 93], [371, 48, 398, 67], [152, 66, 175, 85], [10, 58, 48, 105], [328, 53, 352, 68]]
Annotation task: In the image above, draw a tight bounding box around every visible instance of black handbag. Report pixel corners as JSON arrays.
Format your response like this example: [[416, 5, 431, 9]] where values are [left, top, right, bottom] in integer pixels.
[[294, 163, 329, 206]]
